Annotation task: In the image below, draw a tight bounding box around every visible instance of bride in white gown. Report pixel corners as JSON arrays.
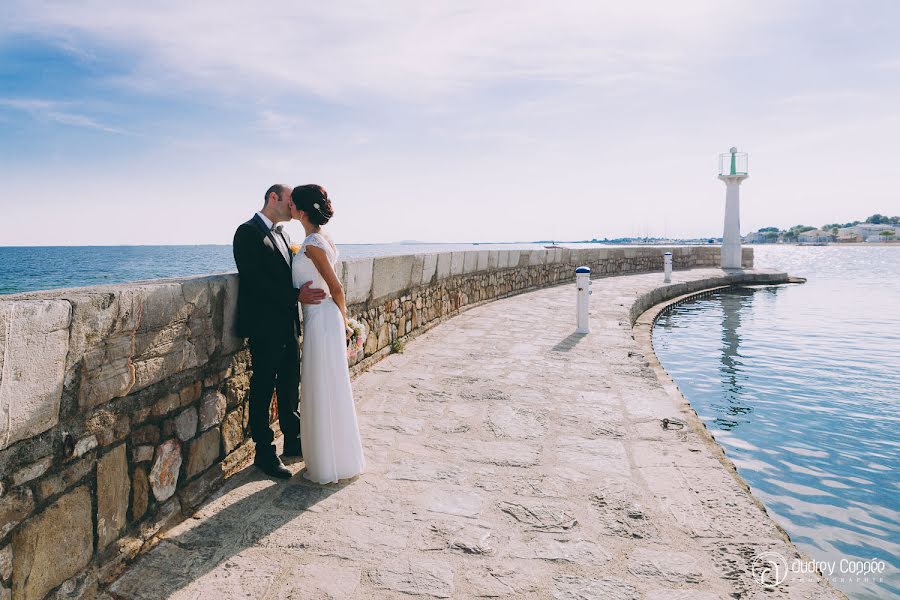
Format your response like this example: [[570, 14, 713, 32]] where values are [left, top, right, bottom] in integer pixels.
[[289, 184, 366, 484]]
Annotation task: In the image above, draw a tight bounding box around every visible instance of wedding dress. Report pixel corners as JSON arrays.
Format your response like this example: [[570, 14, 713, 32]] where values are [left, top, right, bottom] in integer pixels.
[[292, 231, 366, 483]]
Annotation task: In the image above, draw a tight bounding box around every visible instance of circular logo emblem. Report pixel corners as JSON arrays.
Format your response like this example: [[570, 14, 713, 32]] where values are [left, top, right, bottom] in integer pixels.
[[751, 551, 788, 587]]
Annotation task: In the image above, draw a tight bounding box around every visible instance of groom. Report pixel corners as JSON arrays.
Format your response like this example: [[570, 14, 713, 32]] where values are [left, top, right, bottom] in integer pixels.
[[233, 184, 327, 478]]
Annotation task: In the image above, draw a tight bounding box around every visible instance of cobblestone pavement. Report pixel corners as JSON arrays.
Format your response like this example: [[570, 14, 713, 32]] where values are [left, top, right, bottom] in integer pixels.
[[108, 268, 843, 599]]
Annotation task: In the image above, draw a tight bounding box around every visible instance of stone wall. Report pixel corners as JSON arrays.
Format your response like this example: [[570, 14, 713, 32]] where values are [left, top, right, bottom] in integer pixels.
[[0, 244, 749, 599]]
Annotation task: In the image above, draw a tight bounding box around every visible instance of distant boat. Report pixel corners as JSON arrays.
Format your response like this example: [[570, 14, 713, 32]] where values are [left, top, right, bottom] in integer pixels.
[[544, 241, 565, 249]]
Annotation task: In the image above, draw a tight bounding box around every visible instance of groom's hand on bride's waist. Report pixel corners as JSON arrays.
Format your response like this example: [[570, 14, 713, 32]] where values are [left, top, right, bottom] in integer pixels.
[[298, 281, 327, 305]]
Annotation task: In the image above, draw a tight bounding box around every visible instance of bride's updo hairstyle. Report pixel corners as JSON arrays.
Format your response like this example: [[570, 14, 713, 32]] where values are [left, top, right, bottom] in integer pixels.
[[291, 184, 334, 226]]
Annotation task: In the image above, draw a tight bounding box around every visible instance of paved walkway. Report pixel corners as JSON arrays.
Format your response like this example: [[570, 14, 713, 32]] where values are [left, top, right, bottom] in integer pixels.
[[108, 268, 842, 600]]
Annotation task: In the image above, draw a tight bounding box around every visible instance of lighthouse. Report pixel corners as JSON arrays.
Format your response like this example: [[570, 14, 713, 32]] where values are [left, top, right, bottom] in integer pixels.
[[718, 147, 748, 269]]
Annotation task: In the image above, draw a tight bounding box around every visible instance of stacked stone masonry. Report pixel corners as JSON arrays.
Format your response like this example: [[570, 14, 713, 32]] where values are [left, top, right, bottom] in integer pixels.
[[0, 245, 749, 599]]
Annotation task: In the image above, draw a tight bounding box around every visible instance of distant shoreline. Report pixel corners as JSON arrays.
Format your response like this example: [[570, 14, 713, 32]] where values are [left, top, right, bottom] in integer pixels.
[[746, 242, 900, 247], [1, 241, 897, 249]]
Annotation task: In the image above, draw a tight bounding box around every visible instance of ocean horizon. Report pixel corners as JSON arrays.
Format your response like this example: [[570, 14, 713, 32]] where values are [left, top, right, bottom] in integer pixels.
[[0, 241, 711, 295], [3, 242, 894, 297]]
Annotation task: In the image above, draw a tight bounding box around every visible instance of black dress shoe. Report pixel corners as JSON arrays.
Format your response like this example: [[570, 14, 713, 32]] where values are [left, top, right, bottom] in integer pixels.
[[254, 455, 292, 479]]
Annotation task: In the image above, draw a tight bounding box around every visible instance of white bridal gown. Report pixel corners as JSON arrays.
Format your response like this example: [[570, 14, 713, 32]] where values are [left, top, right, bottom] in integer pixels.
[[292, 231, 366, 484]]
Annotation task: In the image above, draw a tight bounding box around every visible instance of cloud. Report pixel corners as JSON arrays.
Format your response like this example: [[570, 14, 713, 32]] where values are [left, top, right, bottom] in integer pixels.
[[3, 1, 783, 103], [0, 98, 60, 112], [44, 111, 127, 134], [0, 98, 130, 134], [256, 110, 308, 140]]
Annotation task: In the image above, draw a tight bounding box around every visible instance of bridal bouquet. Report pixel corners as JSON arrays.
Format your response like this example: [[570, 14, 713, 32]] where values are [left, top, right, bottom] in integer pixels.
[[345, 317, 367, 360]]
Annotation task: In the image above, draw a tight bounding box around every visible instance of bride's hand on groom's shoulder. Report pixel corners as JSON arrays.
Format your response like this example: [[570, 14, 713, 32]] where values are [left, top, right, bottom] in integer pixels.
[[298, 281, 327, 305]]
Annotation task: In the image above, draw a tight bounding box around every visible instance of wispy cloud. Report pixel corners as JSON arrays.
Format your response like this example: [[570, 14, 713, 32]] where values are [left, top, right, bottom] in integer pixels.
[[44, 111, 127, 134], [0, 98, 130, 134], [0, 98, 61, 112], [256, 110, 307, 140], [2, 1, 783, 102]]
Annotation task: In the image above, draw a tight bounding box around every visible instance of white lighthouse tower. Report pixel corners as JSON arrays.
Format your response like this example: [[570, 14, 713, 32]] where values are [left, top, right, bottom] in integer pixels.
[[718, 147, 748, 269]]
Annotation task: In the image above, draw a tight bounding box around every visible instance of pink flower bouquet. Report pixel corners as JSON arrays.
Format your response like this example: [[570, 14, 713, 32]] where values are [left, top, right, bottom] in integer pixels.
[[345, 317, 367, 360]]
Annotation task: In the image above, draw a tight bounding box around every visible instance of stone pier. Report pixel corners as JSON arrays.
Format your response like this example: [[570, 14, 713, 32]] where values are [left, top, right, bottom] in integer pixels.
[[0, 245, 741, 600], [103, 268, 843, 600]]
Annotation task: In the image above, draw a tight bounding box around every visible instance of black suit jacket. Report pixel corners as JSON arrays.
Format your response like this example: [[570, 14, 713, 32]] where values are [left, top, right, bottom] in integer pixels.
[[233, 214, 301, 339]]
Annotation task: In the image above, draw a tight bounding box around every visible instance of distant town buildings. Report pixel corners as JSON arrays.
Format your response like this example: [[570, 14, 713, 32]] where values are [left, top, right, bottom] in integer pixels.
[[743, 231, 766, 243], [837, 223, 897, 242], [742, 215, 898, 244], [797, 229, 834, 243]]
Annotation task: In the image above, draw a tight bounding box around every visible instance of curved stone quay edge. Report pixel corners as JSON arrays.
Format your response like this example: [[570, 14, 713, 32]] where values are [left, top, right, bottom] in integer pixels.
[[101, 267, 844, 600]]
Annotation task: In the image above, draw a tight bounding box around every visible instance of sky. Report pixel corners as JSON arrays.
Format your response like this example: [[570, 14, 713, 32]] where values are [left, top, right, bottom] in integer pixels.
[[0, 1, 898, 246]]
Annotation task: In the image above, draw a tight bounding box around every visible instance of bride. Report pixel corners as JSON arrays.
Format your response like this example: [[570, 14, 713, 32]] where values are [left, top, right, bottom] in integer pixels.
[[289, 184, 366, 484]]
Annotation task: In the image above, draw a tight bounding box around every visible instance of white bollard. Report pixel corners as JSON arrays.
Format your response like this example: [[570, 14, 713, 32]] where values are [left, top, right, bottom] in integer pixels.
[[576, 266, 591, 333], [663, 252, 672, 283]]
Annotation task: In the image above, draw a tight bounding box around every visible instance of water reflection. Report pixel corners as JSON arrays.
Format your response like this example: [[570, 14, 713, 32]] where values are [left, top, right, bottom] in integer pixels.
[[652, 246, 900, 600], [716, 288, 752, 429]]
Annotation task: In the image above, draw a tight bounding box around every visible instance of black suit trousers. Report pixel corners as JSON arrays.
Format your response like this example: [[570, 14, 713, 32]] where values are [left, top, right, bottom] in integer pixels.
[[247, 324, 301, 457]]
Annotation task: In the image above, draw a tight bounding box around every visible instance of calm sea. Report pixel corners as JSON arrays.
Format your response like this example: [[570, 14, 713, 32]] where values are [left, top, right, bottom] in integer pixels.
[[0, 243, 532, 295], [652, 245, 900, 600], [0, 242, 641, 295]]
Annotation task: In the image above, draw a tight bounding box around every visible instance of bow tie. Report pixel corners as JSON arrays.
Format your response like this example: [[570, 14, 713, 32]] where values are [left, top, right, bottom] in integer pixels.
[[271, 225, 283, 234]]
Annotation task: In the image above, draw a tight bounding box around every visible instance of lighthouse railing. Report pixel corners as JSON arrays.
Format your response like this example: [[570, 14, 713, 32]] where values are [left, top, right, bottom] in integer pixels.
[[718, 152, 748, 177]]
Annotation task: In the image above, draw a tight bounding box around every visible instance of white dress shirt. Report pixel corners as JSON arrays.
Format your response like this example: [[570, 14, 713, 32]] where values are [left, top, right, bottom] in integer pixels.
[[256, 211, 290, 264]]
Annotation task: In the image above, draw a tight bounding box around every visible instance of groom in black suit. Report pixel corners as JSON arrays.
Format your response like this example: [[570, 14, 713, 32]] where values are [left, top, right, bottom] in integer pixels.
[[233, 184, 326, 478]]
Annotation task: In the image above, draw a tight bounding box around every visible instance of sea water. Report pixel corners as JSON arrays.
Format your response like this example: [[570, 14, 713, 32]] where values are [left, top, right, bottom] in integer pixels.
[[652, 245, 900, 600]]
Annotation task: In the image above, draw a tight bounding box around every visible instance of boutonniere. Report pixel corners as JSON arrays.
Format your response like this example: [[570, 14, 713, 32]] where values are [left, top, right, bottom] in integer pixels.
[[290, 244, 302, 256]]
